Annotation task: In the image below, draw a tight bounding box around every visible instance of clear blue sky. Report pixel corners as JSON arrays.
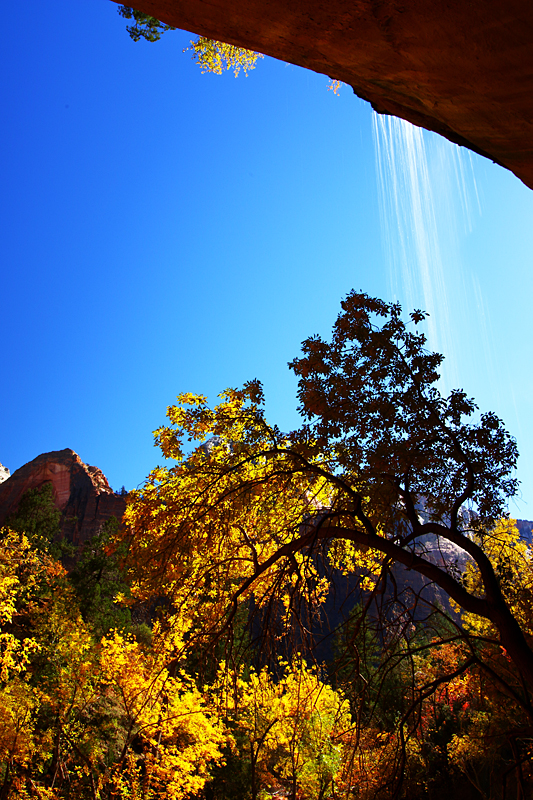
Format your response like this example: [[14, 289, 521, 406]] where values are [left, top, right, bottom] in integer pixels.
[[2, 1, 533, 516]]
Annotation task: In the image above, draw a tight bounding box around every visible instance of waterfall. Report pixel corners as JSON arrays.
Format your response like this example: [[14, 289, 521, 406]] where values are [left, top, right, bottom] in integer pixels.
[[372, 113, 480, 389]]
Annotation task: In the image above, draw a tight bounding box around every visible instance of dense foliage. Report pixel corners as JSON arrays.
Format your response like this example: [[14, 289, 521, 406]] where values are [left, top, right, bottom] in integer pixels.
[[1, 293, 532, 797]]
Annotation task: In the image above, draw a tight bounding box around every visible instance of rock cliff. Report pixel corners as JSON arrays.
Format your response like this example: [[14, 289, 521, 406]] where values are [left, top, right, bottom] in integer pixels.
[[0, 449, 126, 546], [117, 0, 533, 189], [516, 519, 533, 543]]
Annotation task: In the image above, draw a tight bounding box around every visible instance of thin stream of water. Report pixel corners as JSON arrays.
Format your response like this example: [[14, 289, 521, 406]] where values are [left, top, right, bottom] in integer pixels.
[[372, 112, 533, 513], [372, 113, 481, 390]]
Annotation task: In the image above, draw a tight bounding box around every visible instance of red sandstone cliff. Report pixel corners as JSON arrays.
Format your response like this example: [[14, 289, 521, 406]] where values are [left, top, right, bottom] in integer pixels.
[[0, 449, 126, 546], [114, 0, 533, 189]]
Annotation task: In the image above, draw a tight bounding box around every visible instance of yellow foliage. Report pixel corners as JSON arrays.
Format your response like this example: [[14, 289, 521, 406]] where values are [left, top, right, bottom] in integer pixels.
[[447, 711, 504, 797], [212, 658, 350, 798], [123, 386, 374, 650], [0, 526, 225, 799], [101, 630, 225, 800], [0, 530, 101, 797], [184, 37, 264, 77], [0, 677, 36, 770], [327, 79, 343, 95], [0, 529, 55, 680], [328, 536, 384, 591], [460, 518, 533, 636]]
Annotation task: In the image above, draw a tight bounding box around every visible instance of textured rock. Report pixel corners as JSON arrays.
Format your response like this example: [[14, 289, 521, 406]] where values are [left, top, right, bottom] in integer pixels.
[[516, 519, 533, 543], [0, 449, 126, 546], [118, 0, 533, 189]]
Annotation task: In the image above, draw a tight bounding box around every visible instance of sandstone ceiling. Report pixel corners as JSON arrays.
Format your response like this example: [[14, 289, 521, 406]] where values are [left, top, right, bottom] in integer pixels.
[[112, 0, 533, 189]]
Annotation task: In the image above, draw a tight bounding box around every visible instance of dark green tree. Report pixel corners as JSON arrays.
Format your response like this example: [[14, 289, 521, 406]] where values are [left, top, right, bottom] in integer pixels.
[[69, 517, 132, 638], [117, 6, 176, 42], [6, 483, 67, 558]]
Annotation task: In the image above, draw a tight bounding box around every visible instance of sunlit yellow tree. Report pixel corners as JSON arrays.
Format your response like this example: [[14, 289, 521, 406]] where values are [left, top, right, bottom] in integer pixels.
[[0, 529, 98, 799], [211, 657, 350, 800], [117, 5, 345, 90], [101, 625, 225, 800]]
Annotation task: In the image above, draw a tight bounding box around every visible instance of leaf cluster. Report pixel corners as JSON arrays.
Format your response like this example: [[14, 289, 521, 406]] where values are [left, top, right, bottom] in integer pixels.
[[117, 6, 176, 42], [183, 37, 264, 77]]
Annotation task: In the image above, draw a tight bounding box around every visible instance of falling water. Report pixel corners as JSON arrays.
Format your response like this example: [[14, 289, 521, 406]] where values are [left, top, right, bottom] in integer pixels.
[[372, 113, 480, 389]]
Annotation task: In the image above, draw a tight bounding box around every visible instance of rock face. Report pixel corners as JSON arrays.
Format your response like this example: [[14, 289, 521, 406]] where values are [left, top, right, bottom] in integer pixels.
[[119, 0, 533, 189], [0, 463, 9, 484], [516, 519, 533, 543], [0, 449, 127, 546]]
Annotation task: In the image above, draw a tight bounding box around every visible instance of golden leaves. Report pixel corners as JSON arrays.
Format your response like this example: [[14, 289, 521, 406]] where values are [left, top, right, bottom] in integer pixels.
[[212, 658, 350, 797], [101, 630, 225, 800], [184, 37, 264, 77], [460, 518, 533, 636]]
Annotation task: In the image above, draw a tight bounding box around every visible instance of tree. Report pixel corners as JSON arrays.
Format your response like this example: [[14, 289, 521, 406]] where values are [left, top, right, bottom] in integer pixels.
[[117, 6, 176, 42], [120, 291, 533, 790], [117, 5, 343, 90], [0, 528, 98, 799], [0, 527, 228, 799], [211, 658, 350, 800], [6, 483, 64, 558], [183, 37, 263, 78], [69, 517, 132, 638], [100, 627, 226, 800]]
